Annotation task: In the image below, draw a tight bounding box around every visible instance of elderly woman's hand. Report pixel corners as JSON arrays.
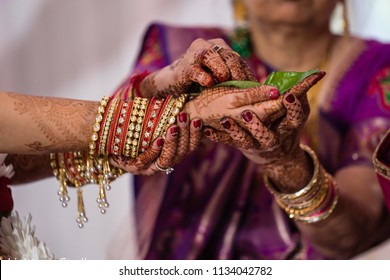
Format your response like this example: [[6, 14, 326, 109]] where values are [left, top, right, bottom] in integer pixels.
[[198, 71, 326, 191], [140, 38, 256, 98], [203, 92, 314, 191]]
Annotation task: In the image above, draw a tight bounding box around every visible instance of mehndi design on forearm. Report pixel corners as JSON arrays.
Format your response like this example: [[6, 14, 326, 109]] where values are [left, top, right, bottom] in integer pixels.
[[8, 93, 96, 152]]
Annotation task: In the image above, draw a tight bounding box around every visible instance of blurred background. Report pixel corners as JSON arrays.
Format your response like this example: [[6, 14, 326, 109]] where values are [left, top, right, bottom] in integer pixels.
[[1, 0, 389, 259]]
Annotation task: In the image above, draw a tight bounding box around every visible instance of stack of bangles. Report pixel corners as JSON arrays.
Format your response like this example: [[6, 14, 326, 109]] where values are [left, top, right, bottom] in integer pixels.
[[50, 93, 188, 228], [264, 144, 339, 224]]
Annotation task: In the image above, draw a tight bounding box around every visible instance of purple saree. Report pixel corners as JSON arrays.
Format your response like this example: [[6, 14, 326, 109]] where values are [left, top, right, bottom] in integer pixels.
[[120, 23, 390, 259]]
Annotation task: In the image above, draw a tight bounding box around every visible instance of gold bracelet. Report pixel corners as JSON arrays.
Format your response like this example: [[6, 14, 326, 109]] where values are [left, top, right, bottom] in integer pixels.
[[294, 174, 338, 223], [124, 97, 149, 157], [372, 129, 390, 180], [89, 96, 109, 157], [264, 144, 339, 223], [264, 144, 321, 202]]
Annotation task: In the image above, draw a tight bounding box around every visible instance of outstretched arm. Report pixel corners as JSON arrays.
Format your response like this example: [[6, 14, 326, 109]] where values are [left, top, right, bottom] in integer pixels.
[[0, 92, 97, 154]]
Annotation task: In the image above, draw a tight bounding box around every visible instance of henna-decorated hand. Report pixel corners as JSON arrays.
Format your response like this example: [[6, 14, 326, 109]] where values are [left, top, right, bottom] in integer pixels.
[[139, 38, 256, 98], [183, 70, 324, 133], [183, 84, 282, 132], [205, 93, 313, 191], [190, 69, 324, 135], [109, 113, 203, 176]]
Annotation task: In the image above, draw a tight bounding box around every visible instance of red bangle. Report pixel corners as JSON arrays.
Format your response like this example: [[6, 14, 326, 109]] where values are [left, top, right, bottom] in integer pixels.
[[129, 71, 150, 98]]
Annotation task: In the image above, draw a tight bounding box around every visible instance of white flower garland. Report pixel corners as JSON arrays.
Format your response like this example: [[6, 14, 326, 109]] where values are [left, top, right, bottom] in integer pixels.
[[0, 153, 56, 260], [0, 212, 56, 260]]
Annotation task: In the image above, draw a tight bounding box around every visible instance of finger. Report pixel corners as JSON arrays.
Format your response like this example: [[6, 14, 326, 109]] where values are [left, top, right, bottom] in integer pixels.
[[240, 110, 279, 150], [217, 48, 256, 81], [201, 47, 231, 83], [250, 97, 285, 125], [109, 156, 137, 173], [173, 112, 190, 164], [185, 64, 215, 87], [208, 38, 255, 81], [278, 93, 307, 132], [229, 85, 280, 108], [203, 127, 220, 143], [198, 85, 280, 111], [220, 117, 258, 149], [284, 71, 326, 99], [134, 137, 165, 170], [108, 137, 164, 174], [203, 124, 237, 145], [189, 118, 203, 152], [158, 125, 179, 168]]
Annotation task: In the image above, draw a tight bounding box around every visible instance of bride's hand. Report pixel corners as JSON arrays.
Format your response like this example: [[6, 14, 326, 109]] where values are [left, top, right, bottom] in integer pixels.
[[109, 113, 202, 175], [140, 38, 256, 98]]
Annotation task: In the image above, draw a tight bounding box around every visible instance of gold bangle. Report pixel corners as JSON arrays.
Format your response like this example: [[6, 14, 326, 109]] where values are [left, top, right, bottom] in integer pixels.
[[89, 96, 109, 157], [124, 97, 149, 157], [152, 96, 176, 141], [264, 144, 339, 223], [264, 144, 320, 202], [294, 174, 339, 223], [275, 169, 329, 218], [372, 129, 390, 180], [99, 98, 119, 155]]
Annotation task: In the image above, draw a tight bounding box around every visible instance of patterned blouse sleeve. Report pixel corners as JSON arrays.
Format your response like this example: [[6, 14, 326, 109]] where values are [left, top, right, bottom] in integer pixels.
[[338, 64, 390, 169]]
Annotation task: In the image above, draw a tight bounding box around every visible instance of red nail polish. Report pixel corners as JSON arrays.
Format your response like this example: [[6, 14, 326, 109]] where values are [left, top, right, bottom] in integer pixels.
[[285, 93, 295, 103], [221, 118, 231, 130], [193, 119, 202, 128], [269, 88, 279, 100], [170, 126, 179, 136], [157, 138, 164, 147], [203, 129, 211, 136], [179, 112, 187, 123], [241, 111, 253, 122]]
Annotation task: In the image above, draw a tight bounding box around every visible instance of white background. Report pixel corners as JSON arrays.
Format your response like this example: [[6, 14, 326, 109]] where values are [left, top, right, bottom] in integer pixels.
[[1, 0, 389, 260]]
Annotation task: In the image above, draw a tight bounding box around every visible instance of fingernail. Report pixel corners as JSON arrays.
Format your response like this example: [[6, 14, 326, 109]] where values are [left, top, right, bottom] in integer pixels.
[[285, 93, 295, 103], [241, 111, 253, 122], [193, 119, 202, 129], [221, 118, 231, 129], [170, 126, 179, 136], [157, 138, 164, 147], [178, 112, 187, 123], [203, 129, 211, 136], [269, 88, 279, 100]]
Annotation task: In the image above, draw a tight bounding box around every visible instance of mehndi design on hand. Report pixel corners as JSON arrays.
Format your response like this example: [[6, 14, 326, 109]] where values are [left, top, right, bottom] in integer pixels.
[[195, 70, 325, 134], [139, 38, 257, 98]]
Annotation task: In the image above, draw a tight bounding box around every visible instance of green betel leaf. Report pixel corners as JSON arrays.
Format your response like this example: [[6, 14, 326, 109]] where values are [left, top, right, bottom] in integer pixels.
[[214, 80, 262, 89], [191, 69, 321, 96], [263, 69, 320, 94]]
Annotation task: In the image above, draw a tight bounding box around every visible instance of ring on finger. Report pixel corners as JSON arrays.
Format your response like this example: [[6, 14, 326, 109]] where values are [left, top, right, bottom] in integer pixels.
[[154, 161, 174, 175], [212, 45, 223, 53]]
